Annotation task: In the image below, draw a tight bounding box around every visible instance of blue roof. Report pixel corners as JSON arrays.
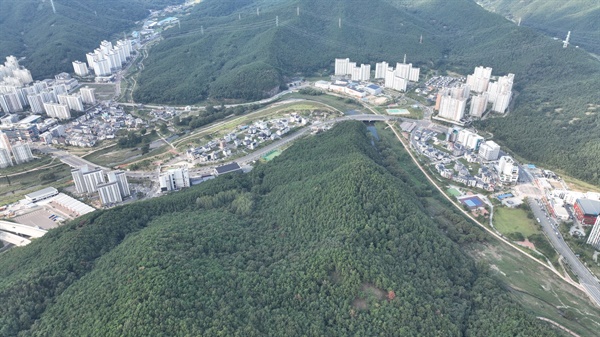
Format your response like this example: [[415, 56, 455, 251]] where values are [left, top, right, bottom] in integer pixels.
[[367, 84, 380, 89], [527, 164, 536, 169]]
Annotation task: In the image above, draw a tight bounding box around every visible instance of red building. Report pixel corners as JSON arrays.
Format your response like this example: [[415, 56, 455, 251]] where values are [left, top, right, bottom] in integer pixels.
[[573, 199, 600, 225]]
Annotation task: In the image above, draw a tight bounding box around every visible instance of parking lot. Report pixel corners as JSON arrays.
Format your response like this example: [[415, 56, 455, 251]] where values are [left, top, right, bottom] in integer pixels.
[[14, 208, 63, 230]]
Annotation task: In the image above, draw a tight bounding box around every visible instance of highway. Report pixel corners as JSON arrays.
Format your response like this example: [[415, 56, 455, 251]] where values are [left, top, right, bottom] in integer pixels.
[[0, 221, 47, 238], [528, 199, 600, 306]]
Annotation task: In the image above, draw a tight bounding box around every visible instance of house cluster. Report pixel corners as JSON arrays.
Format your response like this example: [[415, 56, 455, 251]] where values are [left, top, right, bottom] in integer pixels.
[[186, 114, 308, 163], [41, 103, 145, 147], [413, 127, 520, 192]]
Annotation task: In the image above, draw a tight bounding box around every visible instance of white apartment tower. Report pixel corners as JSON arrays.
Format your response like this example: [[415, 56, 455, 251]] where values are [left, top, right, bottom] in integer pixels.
[[82, 168, 105, 193], [438, 92, 467, 122], [58, 94, 84, 112], [375, 62, 388, 79], [478, 140, 500, 161], [466, 66, 492, 93], [71, 168, 86, 194], [97, 181, 123, 205], [587, 217, 600, 249], [11, 143, 33, 164], [0, 148, 12, 168], [487, 73, 514, 113], [469, 93, 489, 117], [80, 86, 96, 105], [335, 58, 350, 76], [72, 61, 89, 76], [107, 170, 130, 197], [44, 102, 71, 120]]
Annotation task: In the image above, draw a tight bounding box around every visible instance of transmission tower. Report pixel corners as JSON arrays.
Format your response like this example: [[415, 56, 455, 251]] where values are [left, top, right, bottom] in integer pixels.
[[563, 31, 571, 48]]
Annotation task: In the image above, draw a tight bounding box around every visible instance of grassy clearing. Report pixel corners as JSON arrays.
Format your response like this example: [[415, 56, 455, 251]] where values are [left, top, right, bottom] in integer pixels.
[[285, 92, 366, 113], [494, 207, 540, 237], [469, 241, 600, 337], [562, 174, 600, 193], [1, 156, 55, 175], [75, 83, 116, 101], [0, 163, 72, 205]]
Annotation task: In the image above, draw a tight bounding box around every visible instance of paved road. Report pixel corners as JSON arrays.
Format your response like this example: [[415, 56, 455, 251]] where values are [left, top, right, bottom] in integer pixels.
[[36, 146, 109, 171], [528, 198, 600, 306]]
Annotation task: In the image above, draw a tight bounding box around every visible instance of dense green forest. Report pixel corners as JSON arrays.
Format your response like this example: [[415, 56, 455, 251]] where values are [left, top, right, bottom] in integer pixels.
[[0, 122, 563, 336], [0, 0, 182, 79], [476, 0, 600, 54]]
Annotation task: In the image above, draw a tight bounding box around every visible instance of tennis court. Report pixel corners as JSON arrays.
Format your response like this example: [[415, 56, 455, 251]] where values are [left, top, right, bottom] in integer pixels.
[[386, 108, 410, 115], [459, 196, 484, 209]]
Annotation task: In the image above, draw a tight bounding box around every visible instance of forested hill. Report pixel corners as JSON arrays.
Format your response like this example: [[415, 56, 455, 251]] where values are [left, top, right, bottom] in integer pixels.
[[476, 0, 600, 54], [0, 0, 181, 79], [0, 121, 562, 336]]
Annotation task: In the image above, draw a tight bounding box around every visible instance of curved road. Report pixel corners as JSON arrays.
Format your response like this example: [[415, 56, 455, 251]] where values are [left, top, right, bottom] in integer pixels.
[[528, 198, 600, 306]]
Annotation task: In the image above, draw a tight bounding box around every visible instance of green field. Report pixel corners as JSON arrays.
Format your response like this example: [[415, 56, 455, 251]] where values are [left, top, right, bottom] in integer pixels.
[[494, 207, 540, 237], [262, 150, 282, 162], [0, 163, 72, 205], [447, 188, 462, 197]]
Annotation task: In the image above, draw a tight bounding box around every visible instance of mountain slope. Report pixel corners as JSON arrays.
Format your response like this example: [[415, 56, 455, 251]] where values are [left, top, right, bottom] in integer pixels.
[[0, 0, 181, 79], [475, 0, 600, 54], [0, 122, 562, 336], [135, 0, 600, 186]]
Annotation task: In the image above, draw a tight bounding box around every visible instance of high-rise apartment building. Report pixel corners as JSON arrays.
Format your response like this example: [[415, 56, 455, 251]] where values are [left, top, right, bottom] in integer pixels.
[[469, 93, 489, 117], [466, 66, 492, 93], [107, 170, 130, 197], [11, 143, 33, 164], [587, 217, 600, 249], [72, 61, 89, 76], [44, 102, 71, 120], [0, 148, 12, 168], [80, 86, 96, 105], [97, 181, 123, 205]]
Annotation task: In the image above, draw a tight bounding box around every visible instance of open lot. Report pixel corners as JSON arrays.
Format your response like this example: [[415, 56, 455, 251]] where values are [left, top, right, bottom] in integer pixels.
[[494, 207, 541, 238], [14, 208, 61, 230], [469, 241, 600, 337], [0, 164, 72, 206], [75, 83, 116, 101]]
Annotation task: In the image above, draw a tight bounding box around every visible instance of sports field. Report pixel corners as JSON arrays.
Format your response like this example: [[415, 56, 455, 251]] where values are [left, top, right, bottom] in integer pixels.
[[263, 150, 282, 161], [386, 108, 410, 115]]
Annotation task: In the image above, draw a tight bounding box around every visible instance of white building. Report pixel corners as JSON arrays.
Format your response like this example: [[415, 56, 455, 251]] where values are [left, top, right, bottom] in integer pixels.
[[587, 216, 600, 249], [71, 168, 86, 194], [107, 170, 130, 197], [456, 129, 484, 151], [72, 60, 89, 76], [83, 168, 105, 193], [487, 73, 514, 113], [469, 93, 489, 117], [335, 58, 350, 76], [58, 94, 84, 112], [466, 66, 492, 93], [80, 86, 96, 105], [11, 143, 33, 164], [375, 61, 388, 79], [0, 148, 12, 168], [498, 156, 519, 183], [438, 93, 466, 122], [97, 181, 123, 205], [159, 167, 190, 192], [0, 93, 23, 113], [478, 140, 500, 161], [44, 102, 71, 120]]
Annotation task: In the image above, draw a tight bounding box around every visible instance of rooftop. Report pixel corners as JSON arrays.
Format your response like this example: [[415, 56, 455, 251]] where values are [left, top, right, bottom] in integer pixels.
[[576, 198, 600, 215], [215, 162, 242, 175], [25, 187, 58, 200]]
